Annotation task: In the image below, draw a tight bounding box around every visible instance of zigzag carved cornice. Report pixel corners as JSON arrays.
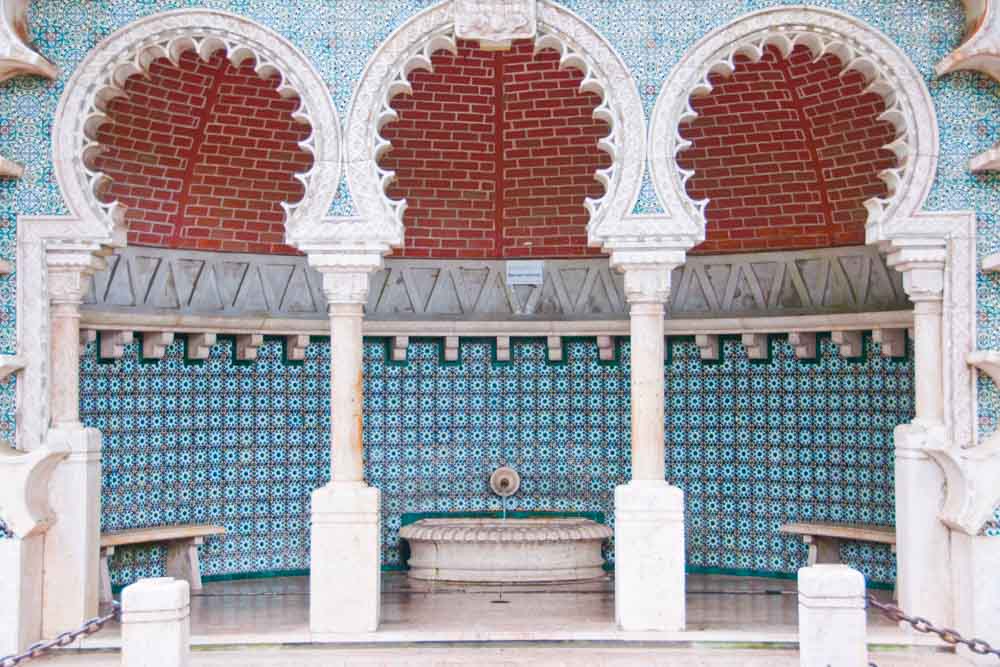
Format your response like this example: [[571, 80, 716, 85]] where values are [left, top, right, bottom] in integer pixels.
[[937, 0, 1000, 171], [82, 246, 910, 322]]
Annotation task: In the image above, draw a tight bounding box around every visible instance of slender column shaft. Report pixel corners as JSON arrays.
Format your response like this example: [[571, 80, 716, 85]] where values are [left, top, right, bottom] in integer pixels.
[[49, 301, 82, 427], [630, 302, 665, 481], [329, 302, 365, 484], [912, 300, 944, 422]]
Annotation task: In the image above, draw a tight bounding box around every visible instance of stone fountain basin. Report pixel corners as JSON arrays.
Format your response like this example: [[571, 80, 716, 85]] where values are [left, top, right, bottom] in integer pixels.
[[399, 517, 612, 583]]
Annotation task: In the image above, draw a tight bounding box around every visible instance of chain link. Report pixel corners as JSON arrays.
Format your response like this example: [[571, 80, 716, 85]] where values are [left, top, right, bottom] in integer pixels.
[[0, 602, 120, 667], [866, 594, 1000, 663]]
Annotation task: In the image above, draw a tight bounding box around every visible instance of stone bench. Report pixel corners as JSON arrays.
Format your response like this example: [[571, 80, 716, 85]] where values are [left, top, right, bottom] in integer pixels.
[[100, 524, 226, 603]]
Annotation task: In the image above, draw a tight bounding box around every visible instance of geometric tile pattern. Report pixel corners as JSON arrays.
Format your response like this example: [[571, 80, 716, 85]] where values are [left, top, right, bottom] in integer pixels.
[[80, 335, 911, 587]]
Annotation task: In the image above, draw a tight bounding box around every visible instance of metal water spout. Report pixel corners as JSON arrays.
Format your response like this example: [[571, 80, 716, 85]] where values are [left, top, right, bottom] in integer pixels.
[[489, 466, 520, 520]]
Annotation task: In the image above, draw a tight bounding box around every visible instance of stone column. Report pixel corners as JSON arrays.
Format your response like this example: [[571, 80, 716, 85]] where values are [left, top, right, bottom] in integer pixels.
[[614, 263, 686, 632], [42, 250, 105, 635], [886, 249, 953, 626], [950, 534, 1000, 665], [310, 265, 381, 635]]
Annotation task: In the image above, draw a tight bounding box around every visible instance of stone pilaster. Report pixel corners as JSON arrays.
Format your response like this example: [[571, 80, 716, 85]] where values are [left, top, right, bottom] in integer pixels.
[[42, 248, 106, 635], [883, 239, 953, 627]]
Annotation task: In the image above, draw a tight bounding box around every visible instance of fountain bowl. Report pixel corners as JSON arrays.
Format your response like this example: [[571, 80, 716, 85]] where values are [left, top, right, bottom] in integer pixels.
[[399, 517, 612, 583]]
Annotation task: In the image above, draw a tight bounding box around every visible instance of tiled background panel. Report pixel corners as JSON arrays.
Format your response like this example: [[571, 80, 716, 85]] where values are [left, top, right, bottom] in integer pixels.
[[80, 335, 911, 587]]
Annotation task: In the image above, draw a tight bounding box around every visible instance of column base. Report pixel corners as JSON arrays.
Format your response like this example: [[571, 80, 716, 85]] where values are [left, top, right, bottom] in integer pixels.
[[0, 535, 45, 656], [310, 483, 381, 634], [614, 481, 686, 631], [43, 426, 102, 636]]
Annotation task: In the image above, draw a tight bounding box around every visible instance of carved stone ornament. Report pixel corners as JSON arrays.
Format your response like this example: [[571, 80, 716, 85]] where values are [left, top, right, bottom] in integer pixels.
[[922, 351, 1000, 535], [0, 441, 69, 537], [52, 9, 341, 243], [343, 0, 646, 256], [649, 7, 939, 242], [936, 0, 1000, 171], [0, 0, 58, 82], [454, 0, 537, 50]]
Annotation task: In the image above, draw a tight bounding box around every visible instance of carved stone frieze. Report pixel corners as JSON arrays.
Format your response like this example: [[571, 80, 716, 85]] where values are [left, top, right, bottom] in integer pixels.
[[82, 245, 911, 323]]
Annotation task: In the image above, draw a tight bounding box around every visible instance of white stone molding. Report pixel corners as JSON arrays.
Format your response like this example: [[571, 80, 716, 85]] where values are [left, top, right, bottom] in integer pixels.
[[390, 336, 409, 362], [79, 310, 915, 341], [342, 0, 646, 254], [99, 330, 133, 360], [0, 0, 58, 82], [923, 351, 1000, 535], [235, 333, 263, 362], [17, 217, 116, 452], [185, 333, 216, 361], [496, 336, 511, 362], [873, 328, 907, 358], [444, 335, 460, 362], [694, 334, 719, 361], [875, 212, 978, 452], [788, 332, 817, 360], [0, 156, 24, 179], [740, 333, 768, 360], [546, 335, 563, 362], [285, 334, 310, 362], [141, 332, 174, 360], [596, 335, 615, 361], [52, 9, 341, 244], [454, 0, 537, 50], [937, 0, 1000, 171], [649, 7, 938, 240], [0, 442, 68, 537], [983, 253, 1000, 273], [831, 330, 863, 358]]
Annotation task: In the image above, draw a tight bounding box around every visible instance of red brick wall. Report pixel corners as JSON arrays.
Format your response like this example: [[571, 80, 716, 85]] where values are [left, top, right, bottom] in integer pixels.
[[676, 45, 896, 254], [379, 39, 610, 259], [94, 50, 312, 255]]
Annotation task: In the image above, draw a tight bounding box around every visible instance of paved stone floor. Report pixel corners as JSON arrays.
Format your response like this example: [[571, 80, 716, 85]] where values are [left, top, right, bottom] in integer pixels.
[[44, 572, 961, 664], [36, 645, 966, 666]]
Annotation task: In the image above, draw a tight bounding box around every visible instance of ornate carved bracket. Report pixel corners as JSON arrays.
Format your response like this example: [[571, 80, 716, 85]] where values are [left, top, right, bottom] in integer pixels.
[[923, 351, 1000, 535], [936, 0, 1000, 171], [454, 0, 537, 50], [0, 442, 68, 537]]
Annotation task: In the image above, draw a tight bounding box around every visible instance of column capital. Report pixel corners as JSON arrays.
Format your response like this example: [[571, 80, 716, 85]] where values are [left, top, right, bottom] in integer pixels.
[[874, 219, 952, 302], [45, 246, 106, 306], [308, 251, 384, 306]]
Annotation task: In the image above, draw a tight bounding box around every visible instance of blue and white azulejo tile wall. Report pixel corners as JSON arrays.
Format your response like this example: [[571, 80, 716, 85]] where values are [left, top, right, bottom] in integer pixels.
[[81, 334, 912, 588]]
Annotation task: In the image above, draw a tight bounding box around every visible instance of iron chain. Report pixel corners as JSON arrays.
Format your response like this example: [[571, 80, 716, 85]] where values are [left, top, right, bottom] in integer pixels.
[[0, 602, 120, 667], [866, 594, 1000, 664]]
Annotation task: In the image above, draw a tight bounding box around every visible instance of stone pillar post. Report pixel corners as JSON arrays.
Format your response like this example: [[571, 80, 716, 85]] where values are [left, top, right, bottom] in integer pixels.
[[950, 534, 1000, 665], [797, 564, 868, 666], [614, 262, 686, 632], [42, 250, 105, 635], [309, 263, 381, 635], [886, 247, 953, 626], [121, 578, 190, 667]]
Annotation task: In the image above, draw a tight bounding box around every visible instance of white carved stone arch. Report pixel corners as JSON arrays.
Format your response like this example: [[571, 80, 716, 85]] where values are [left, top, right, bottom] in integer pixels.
[[340, 0, 646, 252], [51, 8, 342, 247], [648, 6, 940, 245]]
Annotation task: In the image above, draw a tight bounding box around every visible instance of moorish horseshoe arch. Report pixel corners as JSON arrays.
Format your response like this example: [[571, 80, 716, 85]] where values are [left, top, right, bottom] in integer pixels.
[[342, 0, 646, 251], [647, 6, 940, 243], [52, 8, 343, 245]]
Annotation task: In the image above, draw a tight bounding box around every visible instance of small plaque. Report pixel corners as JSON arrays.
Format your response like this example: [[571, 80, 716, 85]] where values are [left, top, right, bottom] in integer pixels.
[[506, 260, 544, 286]]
